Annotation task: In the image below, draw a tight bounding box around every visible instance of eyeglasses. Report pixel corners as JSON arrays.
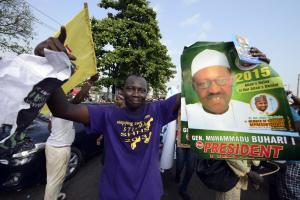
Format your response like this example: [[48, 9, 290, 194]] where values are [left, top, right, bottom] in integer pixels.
[[194, 78, 231, 89]]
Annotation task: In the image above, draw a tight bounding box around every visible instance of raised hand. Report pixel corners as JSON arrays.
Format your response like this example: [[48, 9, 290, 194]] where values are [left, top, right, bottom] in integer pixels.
[[34, 26, 76, 61], [89, 73, 100, 83], [250, 47, 270, 64]]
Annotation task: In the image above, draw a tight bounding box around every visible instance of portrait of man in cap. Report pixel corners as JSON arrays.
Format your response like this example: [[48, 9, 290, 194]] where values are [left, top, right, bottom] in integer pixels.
[[255, 95, 268, 113], [186, 49, 255, 132], [251, 94, 278, 115]]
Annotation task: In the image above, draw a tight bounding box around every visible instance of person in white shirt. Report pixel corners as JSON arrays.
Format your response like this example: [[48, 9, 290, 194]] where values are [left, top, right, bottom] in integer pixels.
[[44, 75, 98, 200]]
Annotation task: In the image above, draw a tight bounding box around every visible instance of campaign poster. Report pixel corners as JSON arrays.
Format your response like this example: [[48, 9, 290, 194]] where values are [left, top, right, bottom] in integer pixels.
[[181, 41, 300, 160]]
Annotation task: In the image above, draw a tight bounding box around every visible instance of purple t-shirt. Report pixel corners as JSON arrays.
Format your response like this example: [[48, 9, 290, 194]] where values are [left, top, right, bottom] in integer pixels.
[[86, 95, 178, 200]]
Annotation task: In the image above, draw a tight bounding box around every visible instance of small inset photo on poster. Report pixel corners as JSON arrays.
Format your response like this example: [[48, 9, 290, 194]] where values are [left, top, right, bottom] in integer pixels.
[[250, 93, 279, 115]]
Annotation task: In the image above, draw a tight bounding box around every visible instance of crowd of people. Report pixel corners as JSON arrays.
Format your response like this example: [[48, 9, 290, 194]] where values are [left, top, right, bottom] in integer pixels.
[[1, 25, 299, 200]]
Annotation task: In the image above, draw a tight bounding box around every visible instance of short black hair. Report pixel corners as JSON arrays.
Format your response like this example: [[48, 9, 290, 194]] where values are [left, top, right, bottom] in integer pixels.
[[124, 75, 149, 92]]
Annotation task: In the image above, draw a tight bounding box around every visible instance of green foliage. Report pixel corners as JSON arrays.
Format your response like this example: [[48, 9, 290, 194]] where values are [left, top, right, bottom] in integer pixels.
[[92, 0, 175, 93], [0, 0, 35, 54]]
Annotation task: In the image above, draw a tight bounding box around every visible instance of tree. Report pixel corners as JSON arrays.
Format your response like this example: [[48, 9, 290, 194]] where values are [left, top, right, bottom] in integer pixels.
[[91, 0, 175, 96], [0, 0, 35, 54]]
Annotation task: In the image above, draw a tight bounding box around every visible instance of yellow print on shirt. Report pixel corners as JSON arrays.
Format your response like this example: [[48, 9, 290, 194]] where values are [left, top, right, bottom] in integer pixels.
[[118, 116, 154, 150]]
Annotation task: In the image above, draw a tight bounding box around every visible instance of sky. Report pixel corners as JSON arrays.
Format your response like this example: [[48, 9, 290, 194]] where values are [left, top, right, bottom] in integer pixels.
[[24, 0, 300, 94]]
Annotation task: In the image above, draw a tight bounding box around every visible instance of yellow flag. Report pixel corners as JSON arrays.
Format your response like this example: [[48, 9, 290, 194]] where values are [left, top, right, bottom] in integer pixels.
[[41, 3, 96, 114], [59, 3, 97, 92]]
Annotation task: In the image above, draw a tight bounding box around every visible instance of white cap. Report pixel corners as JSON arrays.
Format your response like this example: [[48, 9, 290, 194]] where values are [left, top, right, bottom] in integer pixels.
[[191, 49, 230, 77]]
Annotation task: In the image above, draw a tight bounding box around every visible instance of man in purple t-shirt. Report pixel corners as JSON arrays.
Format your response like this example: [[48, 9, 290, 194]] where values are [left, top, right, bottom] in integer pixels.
[[34, 28, 181, 200], [86, 75, 179, 200]]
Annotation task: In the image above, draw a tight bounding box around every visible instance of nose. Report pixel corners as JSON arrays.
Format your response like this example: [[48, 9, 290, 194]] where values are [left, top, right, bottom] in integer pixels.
[[207, 81, 221, 94], [132, 88, 140, 96], [263, 103, 268, 107]]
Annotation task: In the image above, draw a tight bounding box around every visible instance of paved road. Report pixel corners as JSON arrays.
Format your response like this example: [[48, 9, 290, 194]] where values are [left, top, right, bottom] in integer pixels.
[[0, 155, 269, 200]]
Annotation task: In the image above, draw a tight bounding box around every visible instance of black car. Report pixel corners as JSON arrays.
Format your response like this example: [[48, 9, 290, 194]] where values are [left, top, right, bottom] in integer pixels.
[[0, 115, 102, 191]]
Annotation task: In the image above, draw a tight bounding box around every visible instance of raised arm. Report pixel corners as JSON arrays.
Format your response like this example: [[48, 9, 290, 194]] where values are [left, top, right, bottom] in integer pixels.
[[47, 87, 90, 124], [35, 27, 90, 124], [250, 47, 270, 64], [34, 26, 76, 61], [71, 74, 99, 104]]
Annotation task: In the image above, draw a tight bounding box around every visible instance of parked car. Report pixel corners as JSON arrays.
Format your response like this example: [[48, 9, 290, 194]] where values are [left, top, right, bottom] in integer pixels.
[[0, 115, 102, 191]]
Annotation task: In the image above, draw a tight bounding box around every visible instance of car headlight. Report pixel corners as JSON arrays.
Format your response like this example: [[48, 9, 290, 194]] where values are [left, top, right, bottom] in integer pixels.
[[12, 143, 45, 158], [11, 156, 35, 166], [11, 143, 45, 166]]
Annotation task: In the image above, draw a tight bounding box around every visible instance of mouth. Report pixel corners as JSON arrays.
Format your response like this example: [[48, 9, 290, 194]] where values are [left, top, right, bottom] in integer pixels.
[[126, 98, 144, 110], [203, 95, 229, 114], [259, 107, 267, 111], [207, 94, 225, 103], [129, 98, 143, 105], [131, 98, 141, 102]]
